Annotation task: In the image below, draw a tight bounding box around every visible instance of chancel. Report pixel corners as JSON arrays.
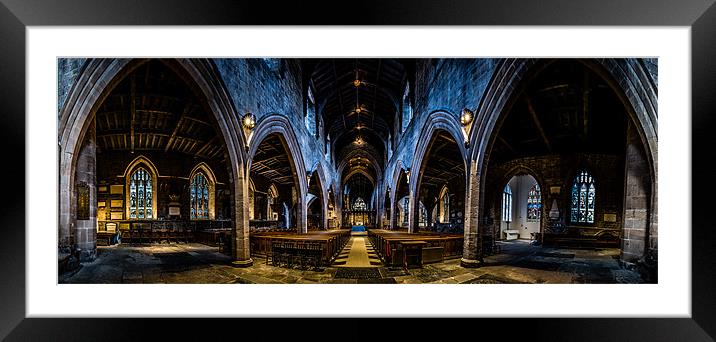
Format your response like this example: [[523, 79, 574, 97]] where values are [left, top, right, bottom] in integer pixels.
[[57, 58, 657, 284]]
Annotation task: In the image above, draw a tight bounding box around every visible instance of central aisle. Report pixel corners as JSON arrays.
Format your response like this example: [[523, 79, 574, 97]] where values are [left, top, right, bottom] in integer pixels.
[[333, 235, 381, 267]]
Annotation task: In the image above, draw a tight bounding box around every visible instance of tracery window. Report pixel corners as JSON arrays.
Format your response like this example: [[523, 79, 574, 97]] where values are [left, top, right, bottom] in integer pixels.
[[571, 170, 595, 223], [502, 185, 512, 222], [527, 183, 542, 221], [191, 173, 209, 220], [419, 201, 427, 226], [353, 197, 367, 211], [402, 196, 409, 225], [129, 168, 152, 219]]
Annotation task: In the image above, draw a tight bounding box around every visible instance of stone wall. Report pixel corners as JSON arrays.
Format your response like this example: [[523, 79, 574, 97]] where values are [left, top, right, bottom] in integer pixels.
[[57, 58, 87, 115], [384, 58, 498, 192], [213, 58, 335, 181], [96, 150, 232, 221], [485, 154, 625, 241]]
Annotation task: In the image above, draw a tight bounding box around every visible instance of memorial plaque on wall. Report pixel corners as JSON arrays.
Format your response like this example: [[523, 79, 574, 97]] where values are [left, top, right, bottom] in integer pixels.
[[110, 199, 123, 208], [604, 213, 617, 222], [110, 184, 123, 195], [110, 211, 123, 220], [169, 207, 180, 216], [77, 182, 90, 220]]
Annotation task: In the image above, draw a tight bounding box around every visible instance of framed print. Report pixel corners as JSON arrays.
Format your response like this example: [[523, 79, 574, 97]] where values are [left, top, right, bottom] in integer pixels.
[[4, 0, 716, 341]]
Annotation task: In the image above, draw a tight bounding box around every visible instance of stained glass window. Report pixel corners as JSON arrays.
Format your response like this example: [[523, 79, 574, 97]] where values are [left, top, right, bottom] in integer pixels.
[[571, 170, 595, 223], [129, 168, 152, 219], [442, 192, 450, 223], [191, 173, 209, 220], [527, 183, 542, 221], [419, 201, 427, 226], [353, 197, 367, 211], [502, 185, 512, 222], [402, 196, 409, 224]]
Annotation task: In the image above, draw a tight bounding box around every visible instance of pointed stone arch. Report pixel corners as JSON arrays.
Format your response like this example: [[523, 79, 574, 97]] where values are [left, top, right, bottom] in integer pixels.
[[57, 58, 249, 264], [408, 110, 469, 233], [464, 58, 657, 267], [247, 114, 308, 233]]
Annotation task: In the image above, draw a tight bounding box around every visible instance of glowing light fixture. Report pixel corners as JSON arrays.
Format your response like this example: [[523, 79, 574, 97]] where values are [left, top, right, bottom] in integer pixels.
[[242, 112, 256, 129], [460, 108, 474, 126]]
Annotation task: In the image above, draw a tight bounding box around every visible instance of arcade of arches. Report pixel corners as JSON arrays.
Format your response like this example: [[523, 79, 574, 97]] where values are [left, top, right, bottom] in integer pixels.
[[58, 58, 657, 284]]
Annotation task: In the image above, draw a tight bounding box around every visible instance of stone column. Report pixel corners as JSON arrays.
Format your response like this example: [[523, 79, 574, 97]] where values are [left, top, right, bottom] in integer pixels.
[[407, 192, 416, 233], [461, 166, 481, 268], [299, 198, 308, 234], [73, 120, 97, 262], [621, 123, 651, 265], [232, 169, 253, 267]]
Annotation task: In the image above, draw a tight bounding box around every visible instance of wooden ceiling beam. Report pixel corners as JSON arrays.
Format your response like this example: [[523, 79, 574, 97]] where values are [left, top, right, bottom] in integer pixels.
[[498, 136, 517, 155], [525, 96, 553, 153], [164, 102, 192, 152], [130, 74, 136, 153]]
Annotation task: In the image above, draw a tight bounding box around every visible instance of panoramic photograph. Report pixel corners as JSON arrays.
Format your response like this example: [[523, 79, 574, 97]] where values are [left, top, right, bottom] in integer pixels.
[[57, 57, 658, 284]]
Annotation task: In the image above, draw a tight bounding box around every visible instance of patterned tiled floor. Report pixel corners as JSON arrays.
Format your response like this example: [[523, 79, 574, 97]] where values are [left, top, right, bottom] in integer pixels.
[[332, 236, 382, 267], [59, 240, 649, 284]]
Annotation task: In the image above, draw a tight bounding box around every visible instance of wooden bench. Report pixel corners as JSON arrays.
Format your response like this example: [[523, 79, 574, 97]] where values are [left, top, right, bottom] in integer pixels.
[[250, 229, 351, 266], [367, 229, 463, 267]]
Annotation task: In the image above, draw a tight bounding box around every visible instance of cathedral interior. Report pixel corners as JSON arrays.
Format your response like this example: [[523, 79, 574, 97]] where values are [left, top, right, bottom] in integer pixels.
[[57, 58, 658, 284]]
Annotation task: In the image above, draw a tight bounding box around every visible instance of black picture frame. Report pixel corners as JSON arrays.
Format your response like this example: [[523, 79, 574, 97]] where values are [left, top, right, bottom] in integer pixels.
[[1, 0, 714, 340]]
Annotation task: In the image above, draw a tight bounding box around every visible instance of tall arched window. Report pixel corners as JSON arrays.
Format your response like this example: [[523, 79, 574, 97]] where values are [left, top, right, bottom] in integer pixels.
[[571, 170, 596, 223], [401, 82, 412, 133], [129, 168, 152, 219], [353, 197, 367, 211], [305, 86, 317, 137], [439, 186, 450, 223], [401, 196, 409, 226], [190, 173, 209, 219], [527, 183, 542, 221], [502, 185, 512, 222], [418, 201, 427, 226]]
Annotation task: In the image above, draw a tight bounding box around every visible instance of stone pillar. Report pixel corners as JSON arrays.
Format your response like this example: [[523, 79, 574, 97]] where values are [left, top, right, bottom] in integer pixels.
[[299, 198, 308, 234], [232, 170, 253, 267], [389, 195, 397, 230], [73, 121, 97, 262], [58, 152, 73, 254], [621, 123, 651, 265], [461, 166, 481, 267], [407, 192, 416, 233]]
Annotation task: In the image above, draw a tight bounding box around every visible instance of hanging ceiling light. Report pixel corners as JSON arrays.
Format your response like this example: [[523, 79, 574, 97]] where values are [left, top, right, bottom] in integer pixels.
[[353, 67, 364, 87]]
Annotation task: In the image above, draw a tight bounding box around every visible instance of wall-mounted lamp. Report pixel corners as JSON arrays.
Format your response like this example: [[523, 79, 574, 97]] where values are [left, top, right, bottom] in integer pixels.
[[460, 108, 474, 126], [242, 112, 256, 129]]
